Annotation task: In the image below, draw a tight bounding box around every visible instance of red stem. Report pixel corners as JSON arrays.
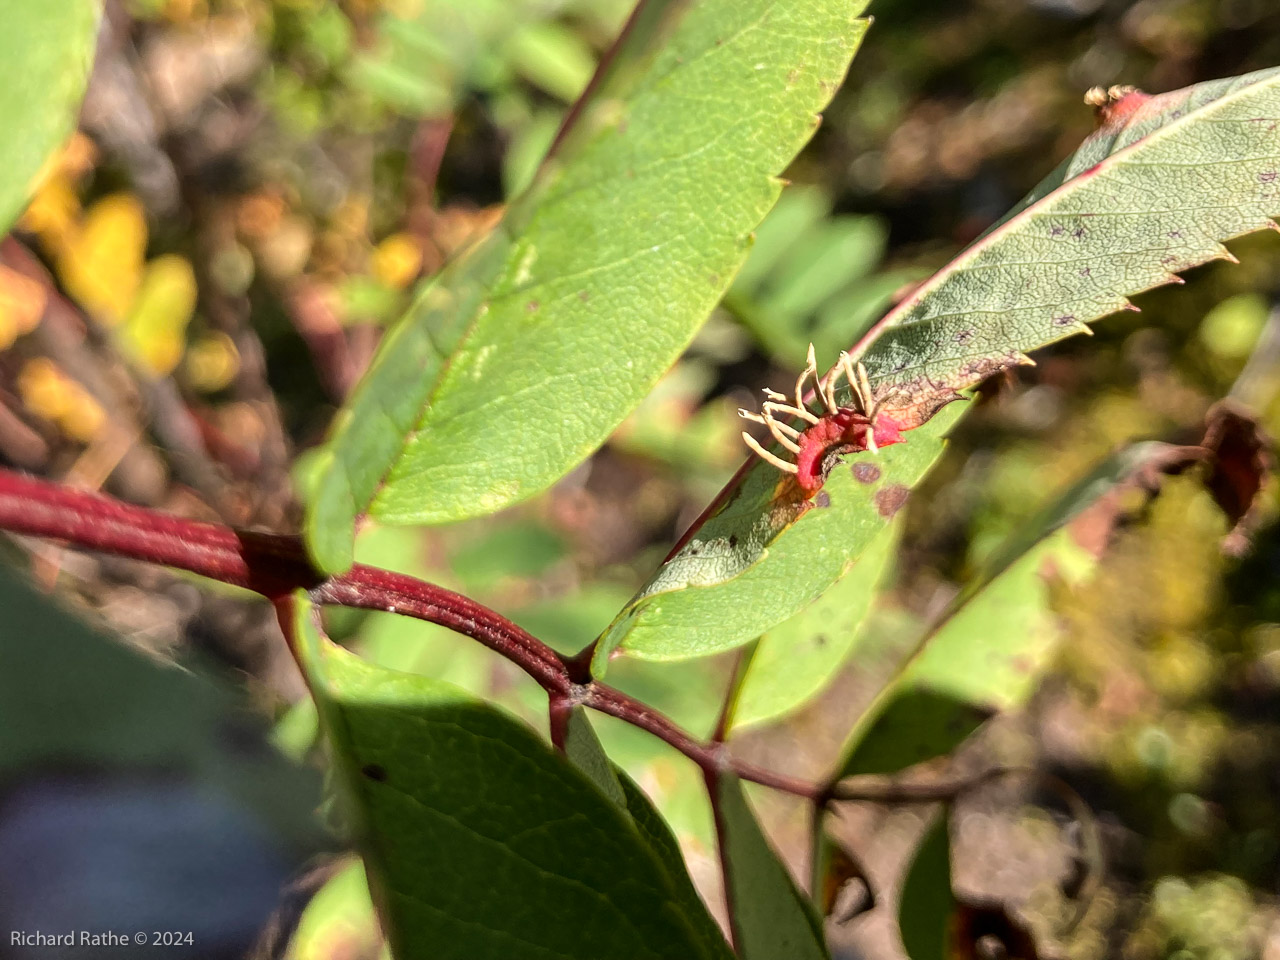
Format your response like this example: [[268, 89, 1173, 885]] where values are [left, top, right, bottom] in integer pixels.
[[0, 467, 821, 798], [548, 695, 573, 753]]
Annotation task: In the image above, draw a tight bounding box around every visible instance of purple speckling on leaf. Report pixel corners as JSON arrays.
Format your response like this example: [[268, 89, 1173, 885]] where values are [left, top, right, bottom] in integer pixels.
[[852, 462, 881, 484]]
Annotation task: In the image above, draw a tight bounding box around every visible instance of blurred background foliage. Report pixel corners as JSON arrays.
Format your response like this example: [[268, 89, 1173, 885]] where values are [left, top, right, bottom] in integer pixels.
[[3, 0, 1280, 958]]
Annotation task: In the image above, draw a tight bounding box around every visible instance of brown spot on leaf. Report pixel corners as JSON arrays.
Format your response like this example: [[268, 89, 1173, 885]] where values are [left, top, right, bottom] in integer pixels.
[[874, 484, 909, 518], [526, 299, 540, 312], [815, 491, 831, 509], [852, 462, 881, 484]]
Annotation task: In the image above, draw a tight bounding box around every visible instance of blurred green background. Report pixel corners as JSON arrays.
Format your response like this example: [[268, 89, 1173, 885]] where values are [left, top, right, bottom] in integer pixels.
[[2, 0, 1280, 957]]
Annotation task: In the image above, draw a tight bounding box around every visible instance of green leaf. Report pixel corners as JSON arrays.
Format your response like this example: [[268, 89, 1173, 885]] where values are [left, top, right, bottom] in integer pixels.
[[562, 705, 628, 807], [837, 688, 993, 779], [348, 0, 532, 115], [596, 400, 968, 667], [306, 0, 871, 572], [290, 592, 723, 959], [600, 69, 1280, 671], [285, 858, 382, 959], [510, 583, 637, 656], [899, 815, 954, 960], [342, 523, 548, 727], [759, 216, 886, 321], [714, 774, 830, 960], [726, 186, 895, 368], [449, 519, 567, 590], [731, 186, 831, 294], [617, 772, 733, 960], [727, 518, 901, 732], [837, 442, 1184, 778], [505, 21, 597, 103], [560, 706, 731, 960], [0, 0, 100, 233], [856, 68, 1280, 428]]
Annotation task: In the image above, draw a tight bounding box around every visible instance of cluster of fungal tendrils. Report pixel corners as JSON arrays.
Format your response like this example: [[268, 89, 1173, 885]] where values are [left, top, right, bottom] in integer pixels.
[[739, 344, 907, 497]]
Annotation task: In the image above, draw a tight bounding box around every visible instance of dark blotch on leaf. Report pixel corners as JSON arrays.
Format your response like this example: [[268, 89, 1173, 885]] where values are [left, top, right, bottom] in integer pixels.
[[815, 491, 831, 508], [728, 534, 738, 548], [362, 764, 388, 782], [874, 485, 909, 518], [852, 462, 881, 484]]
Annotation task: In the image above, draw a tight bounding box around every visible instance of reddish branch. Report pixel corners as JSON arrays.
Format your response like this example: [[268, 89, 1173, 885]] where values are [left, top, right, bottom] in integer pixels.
[[0, 467, 820, 799]]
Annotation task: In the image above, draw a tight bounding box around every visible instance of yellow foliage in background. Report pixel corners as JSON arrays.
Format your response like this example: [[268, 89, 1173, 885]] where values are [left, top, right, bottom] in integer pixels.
[[162, 0, 209, 22], [371, 232, 422, 289], [16, 358, 106, 443], [21, 176, 81, 258], [57, 192, 148, 327], [20, 133, 97, 259], [184, 332, 240, 393], [119, 255, 199, 376], [0, 266, 47, 351], [17, 136, 234, 392]]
